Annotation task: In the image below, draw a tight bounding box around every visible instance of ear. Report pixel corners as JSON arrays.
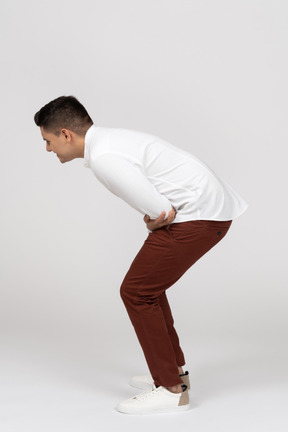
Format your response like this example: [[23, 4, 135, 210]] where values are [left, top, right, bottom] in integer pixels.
[[61, 128, 72, 141]]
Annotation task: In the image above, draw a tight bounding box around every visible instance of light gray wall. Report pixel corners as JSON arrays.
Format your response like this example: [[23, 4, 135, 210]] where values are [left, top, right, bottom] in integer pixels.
[[0, 0, 287, 364]]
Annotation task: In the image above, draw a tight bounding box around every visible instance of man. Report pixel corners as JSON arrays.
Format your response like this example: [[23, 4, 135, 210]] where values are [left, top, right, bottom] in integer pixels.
[[34, 96, 248, 415]]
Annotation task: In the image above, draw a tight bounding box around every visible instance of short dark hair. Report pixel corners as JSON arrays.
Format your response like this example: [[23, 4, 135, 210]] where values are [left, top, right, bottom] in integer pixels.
[[34, 96, 93, 136]]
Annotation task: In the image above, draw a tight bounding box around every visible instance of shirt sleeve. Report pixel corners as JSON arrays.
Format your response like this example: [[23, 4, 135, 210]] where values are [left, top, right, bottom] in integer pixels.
[[90, 153, 172, 219]]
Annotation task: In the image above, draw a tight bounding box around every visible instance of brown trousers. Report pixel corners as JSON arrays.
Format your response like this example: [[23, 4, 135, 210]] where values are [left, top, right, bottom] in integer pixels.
[[120, 220, 232, 387]]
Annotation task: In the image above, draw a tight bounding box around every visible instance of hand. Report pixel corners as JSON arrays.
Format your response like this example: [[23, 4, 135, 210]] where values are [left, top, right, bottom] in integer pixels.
[[143, 207, 176, 231]]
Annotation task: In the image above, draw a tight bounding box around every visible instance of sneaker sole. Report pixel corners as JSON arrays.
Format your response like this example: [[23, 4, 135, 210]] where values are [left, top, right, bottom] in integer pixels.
[[116, 403, 190, 415]]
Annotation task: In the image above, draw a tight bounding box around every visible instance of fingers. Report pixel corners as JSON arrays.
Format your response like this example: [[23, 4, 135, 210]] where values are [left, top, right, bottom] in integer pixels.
[[155, 211, 166, 223], [155, 209, 175, 224], [167, 209, 175, 223], [144, 208, 176, 231], [165, 207, 176, 224]]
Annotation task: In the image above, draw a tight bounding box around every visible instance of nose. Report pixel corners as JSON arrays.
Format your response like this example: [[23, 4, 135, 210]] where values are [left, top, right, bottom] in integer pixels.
[[46, 144, 52, 152]]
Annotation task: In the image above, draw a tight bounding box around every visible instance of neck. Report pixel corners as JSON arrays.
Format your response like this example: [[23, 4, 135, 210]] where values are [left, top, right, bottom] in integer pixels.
[[72, 134, 85, 159]]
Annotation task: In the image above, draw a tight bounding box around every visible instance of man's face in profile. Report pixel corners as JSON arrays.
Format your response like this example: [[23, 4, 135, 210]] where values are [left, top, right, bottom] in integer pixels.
[[40, 127, 74, 164]]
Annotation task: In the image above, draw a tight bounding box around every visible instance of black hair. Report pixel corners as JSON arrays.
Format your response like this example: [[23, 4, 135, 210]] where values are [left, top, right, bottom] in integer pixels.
[[34, 96, 93, 136]]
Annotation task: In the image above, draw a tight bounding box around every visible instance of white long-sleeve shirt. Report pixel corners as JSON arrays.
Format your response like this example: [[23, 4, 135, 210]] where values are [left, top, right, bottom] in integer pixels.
[[83, 125, 248, 222]]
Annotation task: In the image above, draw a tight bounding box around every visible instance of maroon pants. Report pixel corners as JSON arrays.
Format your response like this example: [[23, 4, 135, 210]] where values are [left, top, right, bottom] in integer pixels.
[[120, 220, 232, 387]]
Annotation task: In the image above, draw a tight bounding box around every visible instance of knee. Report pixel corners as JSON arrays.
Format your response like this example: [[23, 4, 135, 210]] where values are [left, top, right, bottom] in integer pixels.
[[120, 281, 133, 305], [120, 282, 159, 309], [120, 281, 147, 307]]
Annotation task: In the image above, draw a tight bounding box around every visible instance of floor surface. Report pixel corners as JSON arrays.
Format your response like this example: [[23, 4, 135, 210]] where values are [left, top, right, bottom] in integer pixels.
[[0, 334, 287, 432]]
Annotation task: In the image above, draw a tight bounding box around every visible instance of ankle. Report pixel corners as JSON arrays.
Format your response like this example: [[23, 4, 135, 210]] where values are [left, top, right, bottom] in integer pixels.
[[167, 384, 183, 394]]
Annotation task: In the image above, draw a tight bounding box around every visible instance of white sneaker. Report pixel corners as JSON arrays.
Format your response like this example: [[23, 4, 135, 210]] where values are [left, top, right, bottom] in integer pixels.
[[116, 384, 190, 415], [129, 371, 190, 391]]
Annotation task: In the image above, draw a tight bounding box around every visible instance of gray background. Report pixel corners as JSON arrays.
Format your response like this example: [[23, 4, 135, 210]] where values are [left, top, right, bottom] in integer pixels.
[[0, 0, 287, 431]]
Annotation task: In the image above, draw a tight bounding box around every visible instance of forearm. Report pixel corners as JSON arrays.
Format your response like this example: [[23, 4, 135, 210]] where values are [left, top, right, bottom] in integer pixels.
[[90, 154, 173, 218]]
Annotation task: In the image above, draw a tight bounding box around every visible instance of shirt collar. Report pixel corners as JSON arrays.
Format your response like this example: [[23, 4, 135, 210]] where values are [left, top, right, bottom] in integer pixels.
[[83, 124, 96, 168]]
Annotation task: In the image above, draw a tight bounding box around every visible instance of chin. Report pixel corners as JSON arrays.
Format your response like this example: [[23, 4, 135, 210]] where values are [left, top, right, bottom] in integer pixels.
[[57, 156, 66, 164]]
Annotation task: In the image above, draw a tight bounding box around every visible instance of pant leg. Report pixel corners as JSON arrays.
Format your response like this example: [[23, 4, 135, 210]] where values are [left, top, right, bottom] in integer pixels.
[[120, 220, 232, 387], [159, 292, 185, 367], [120, 227, 183, 387]]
